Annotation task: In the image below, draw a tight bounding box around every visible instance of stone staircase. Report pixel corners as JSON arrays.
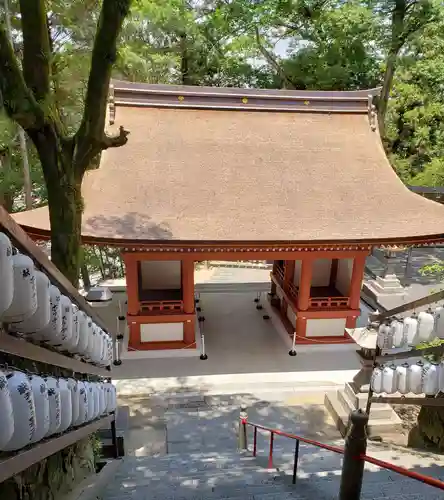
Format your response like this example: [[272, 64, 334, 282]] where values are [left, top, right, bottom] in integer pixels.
[[99, 446, 444, 500], [325, 382, 403, 438]]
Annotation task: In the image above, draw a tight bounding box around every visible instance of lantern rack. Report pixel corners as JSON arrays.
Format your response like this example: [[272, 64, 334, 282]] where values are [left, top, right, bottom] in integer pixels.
[[364, 288, 444, 411], [0, 207, 117, 483], [0, 413, 115, 484]]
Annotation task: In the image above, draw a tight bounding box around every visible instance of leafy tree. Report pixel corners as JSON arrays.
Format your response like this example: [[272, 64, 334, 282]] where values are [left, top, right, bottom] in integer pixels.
[[0, 0, 131, 285]]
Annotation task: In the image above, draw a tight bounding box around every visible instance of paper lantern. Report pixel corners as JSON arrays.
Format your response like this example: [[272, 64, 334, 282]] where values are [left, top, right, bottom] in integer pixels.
[[422, 362, 440, 396], [0, 370, 14, 449], [377, 321, 393, 349], [3, 371, 36, 450], [408, 361, 424, 395], [434, 305, 444, 339], [58, 378, 72, 433], [403, 313, 418, 346], [84, 382, 95, 421], [370, 366, 383, 394], [67, 305, 80, 353], [382, 364, 397, 394], [35, 285, 62, 343], [417, 308, 435, 343], [2, 254, 37, 323], [390, 318, 405, 348], [0, 232, 14, 317], [76, 311, 89, 355], [29, 375, 50, 444], [74, 381, 88, 426], [11, 271, 50, 335], [45, 377, 61, 437], [396, 363, 410, 394], [67, 378, 79, 425]]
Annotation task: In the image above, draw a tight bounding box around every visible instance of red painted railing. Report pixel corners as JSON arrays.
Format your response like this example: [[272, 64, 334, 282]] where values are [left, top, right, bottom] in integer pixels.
[[287, 281, 298, 301], [242, 419, 444, 491], [275, 265, 284, 285], [139, 300, 184, 313], [309, 296, 350, 309]]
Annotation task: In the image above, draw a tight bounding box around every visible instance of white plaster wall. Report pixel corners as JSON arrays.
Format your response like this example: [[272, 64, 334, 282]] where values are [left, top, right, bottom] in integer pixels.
[[311, 259, 332, 287], [306, 318, 346, 337], [287, 306, 296, 328], [140, 260, 181, 289], [140, 322, 184, 342], [335, 259, 353, 295], [293, 260, 332, 287]]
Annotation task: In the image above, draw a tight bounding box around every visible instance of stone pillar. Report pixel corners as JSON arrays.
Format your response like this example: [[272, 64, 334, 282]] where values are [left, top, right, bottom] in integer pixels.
[[339, 410, 369, 500]]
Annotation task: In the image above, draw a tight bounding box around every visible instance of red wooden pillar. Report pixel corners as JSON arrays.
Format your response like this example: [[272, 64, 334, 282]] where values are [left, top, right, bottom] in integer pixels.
[[284, 260, 295, 289], [296, 258, 313, 339], [271, 261, 277, 295], [349, 253, 367, 310], [181, 259, 195, 344], [122, 253, 140, 348], [123, 253, 139, 316]]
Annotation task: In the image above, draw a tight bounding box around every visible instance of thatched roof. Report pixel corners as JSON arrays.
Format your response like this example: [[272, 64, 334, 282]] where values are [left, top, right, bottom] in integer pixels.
[[13, 82, 444, 246]]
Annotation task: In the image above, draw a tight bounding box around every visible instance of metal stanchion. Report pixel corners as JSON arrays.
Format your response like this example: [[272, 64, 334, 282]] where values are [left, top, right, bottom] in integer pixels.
[[289, 331, 297, 356]]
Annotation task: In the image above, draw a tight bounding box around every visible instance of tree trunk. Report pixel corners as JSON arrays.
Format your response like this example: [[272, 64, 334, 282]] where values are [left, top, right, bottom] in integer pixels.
[[29, 129, 83, 286], [180, 33, 193, 86], [408, 394, 444, 451], [80, 260, 91, 290], [378, 50, 397, 137]]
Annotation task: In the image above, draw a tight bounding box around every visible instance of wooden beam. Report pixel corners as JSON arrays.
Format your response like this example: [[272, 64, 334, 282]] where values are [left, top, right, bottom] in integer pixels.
[[0, 329, 110, 376], [376, 344, 444, 363], [371, 396, 444, 407], [0, 414, 114, 483]]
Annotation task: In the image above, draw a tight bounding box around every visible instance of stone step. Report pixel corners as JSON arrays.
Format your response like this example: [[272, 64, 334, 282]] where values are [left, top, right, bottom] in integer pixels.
[[339, 386, 394, 420], [324, 391, 403, 438]]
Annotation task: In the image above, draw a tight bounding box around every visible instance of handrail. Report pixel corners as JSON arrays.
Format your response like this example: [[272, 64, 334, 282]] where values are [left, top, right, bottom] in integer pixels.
[[245, 421, 344, 455], [242, 418, 444, 491], [361, 454, 444, 491]]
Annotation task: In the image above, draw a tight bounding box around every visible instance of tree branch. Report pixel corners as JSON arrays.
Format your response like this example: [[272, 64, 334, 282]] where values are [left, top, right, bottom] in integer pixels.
[[254, 26, 295, 89], [18, 0, 52, 102], [74, 0, 131, 173], [102, 125, 130, 149], [0, 25, 43, 130]]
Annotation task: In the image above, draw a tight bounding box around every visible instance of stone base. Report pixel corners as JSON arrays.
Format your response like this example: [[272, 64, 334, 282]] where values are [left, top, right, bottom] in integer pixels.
[[363, 274, 406, 300]]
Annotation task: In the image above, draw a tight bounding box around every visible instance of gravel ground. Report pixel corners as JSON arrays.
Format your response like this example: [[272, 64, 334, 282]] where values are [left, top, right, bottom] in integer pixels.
[[393, 404, 421, 432]]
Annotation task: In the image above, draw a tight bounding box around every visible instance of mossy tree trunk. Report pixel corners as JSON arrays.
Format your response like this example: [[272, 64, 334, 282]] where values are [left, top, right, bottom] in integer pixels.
[[0, 0, 131, 286]]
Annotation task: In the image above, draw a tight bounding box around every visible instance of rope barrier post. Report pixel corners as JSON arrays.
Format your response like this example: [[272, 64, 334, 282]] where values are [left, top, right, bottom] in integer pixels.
[[289, 330, 297, 356], [339, 409, 369, 500], [238, 405, 248, 451]]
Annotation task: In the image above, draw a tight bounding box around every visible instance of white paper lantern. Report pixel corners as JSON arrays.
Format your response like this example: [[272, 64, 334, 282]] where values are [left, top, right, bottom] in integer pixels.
[[439, 362, 444, 393], [377, 321, 392, 349], [391, 318, 405, 348], [403, 313, 418, 345], [57, 296, 73, 349], [396, 363, 410, 394], [76, 311, 89, 355], [58, 378, 72, 433], [74, 381, 88, 426], [67, 305, 80, 353], [382, 364, 397, 394], [85, 382, 95, 421], [417, 308, 435, 343], [0, 370, 14, 449], [408, 361, 424, 395], [107, 383, 117, 412], [67, 378, 79, 425], [422, 362, 440, 396], [0, 232, 14, 317], [106, 336, 113, 367], [370, 366, 384, 394], [11, 271, 51, 335], [93, 383, 100, 419], [3, 371, 36, 450], [3, 254, 37, 323], [29, 375, 50, 444], [92, 326, 103, 363], [434, 305, 444, 339], [97, 384, 106, 415], [45, 377, 61, 437], [35, 285, 62, 343], [84, 318, 95, 360]]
